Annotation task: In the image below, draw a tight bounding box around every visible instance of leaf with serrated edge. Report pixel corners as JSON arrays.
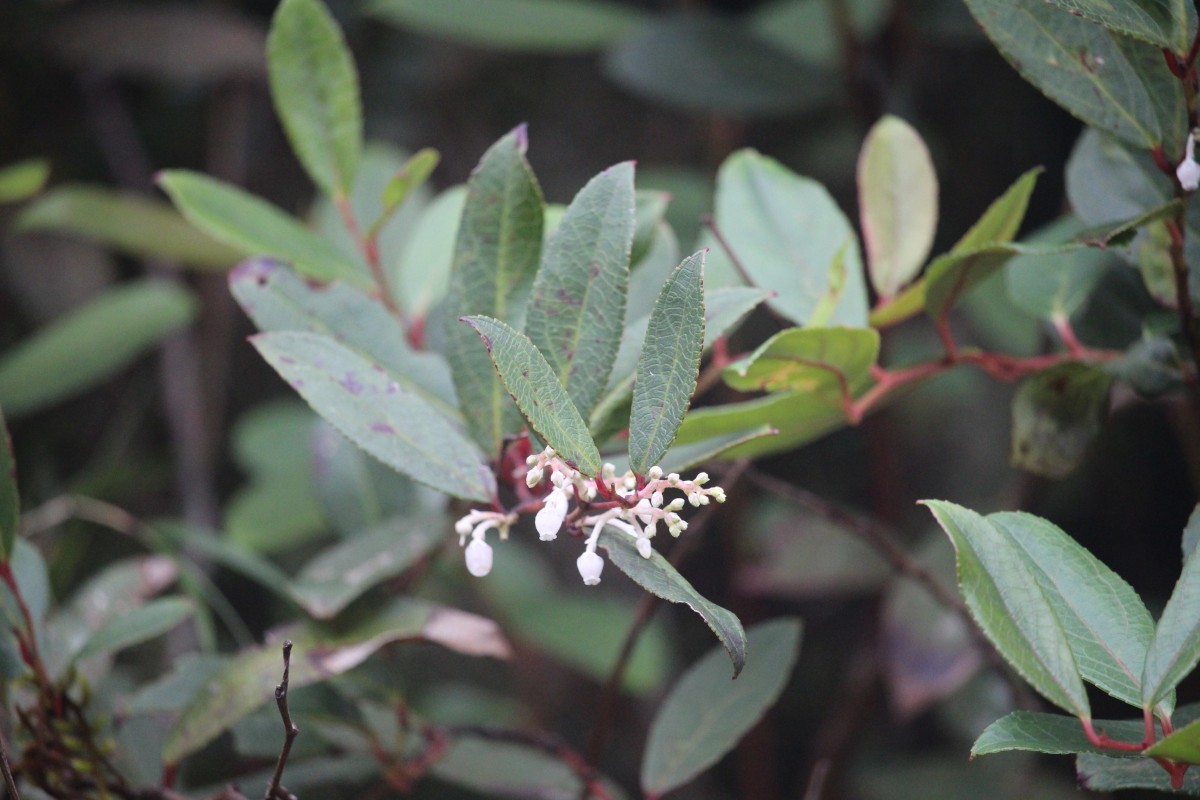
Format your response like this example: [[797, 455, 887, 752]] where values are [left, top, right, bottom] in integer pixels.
[[1142, 535, 1200, 708], [0, 407, 16, 562], [723, 326, 879, 399], [923, 500, 1090, 718], [526, 162, 635, 422], [973, 710, 1148, 757], [599, 527, 746, 676], [629, 251, 705, 474], [962, 0, 1165, 149], [230, 258, 457, 416], [989, 511, 1166, 714], [858, 116, 938, 298], [1041, 0, 1195, 52], [267, 0, 362, 196], [641, 619, 801, 795], [157, 170, 364, 285], [252, 331, 494, 502], [75, 597, 194, 662], [1145, 715, 1200, 763], [463, 316, 601, 476], [444, 127, 544, 456]]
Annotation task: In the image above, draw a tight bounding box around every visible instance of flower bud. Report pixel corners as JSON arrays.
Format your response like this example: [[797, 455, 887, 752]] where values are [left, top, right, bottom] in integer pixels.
[[526, 466, 544, 488], [465, 538, 494, 577], [636, 536, 652, 559], [577, 550, 604, 585], [536, 488, 569, 541]]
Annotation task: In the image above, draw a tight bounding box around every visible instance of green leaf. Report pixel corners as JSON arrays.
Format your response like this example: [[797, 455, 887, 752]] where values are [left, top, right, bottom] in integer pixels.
[[748, 0, 891, 68], [367, 0, 648, 53], [973, 710, 1145, 757], [1010, 363, 1113, 479], [433, 737, 628, 799], [1040, 0, 1195, 52], [868, 279, 926, 327], [651, 424, 777, 474], [632, 190, 670, 267], [924, 167, 1042, 320], [629, 251, 705, 474], [857, 115, 938, 298], [1146, 716, 1200, 763], [723, 326, 879, 400], [604, 14, 833, 116], [0, 159, 50, 203], [291, 514, 445, 618], [962, 0, 1172, 149], [311, 421, 416, 537], [715, 149, 868, 326], [989, 511, 1161, 712], [444, 127, 544, 456], [229, 258, 457, 415], [252, 331, 494, 502], [674, 391, 850, 460], [162, 598, 510, 763], [372, 147, 439, 237], [922, 500, 1090, 718], [1183, 503, 1200, 563], [75, 597, 193, 662], [0, 407, 16, 562], [266, 0, 362, 196], [462, 316, 601, 475], [599, 527, 746, 676], [1078, 751, 1200, 792], [1142, 534, 1200, 708], [397, 185, 465, 317], [0, 280, 197, 419], [1004, 216, 1116, 320], [641, 618, 802, 796], [17, 184, 244, 270], [526, 162, 635, 422], [157, 170, 364, 285]]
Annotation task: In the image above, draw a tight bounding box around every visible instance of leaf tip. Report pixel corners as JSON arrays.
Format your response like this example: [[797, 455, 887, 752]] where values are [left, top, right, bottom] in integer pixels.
[[511, 122, 530, 152]]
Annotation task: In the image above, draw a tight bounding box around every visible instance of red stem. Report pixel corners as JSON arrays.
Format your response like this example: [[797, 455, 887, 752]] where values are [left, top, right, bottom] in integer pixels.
[[335, 192, 404, 321]]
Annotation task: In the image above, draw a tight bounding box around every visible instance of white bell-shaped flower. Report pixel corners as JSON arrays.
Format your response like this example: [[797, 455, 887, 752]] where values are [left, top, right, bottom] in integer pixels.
[[464, 537, 494, 577], [636, 536, 652, 559], [577, 550, 604, 585], [1179, 133, 1200, 191], [535, 488, 569, 541]]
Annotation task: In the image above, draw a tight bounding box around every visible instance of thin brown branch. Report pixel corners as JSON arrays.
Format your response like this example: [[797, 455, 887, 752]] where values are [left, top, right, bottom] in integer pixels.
[[1, 741, 19, 800], [265, 642, 299, 800]]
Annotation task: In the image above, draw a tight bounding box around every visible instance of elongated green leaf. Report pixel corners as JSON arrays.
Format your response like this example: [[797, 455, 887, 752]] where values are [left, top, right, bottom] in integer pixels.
[[311, 421, 417, 537], [267, 0, 361, 196], [641, 618, 801, 796], [989, 511, 1160, 711], [0, 159, 49, 203], [368, 0, 648, 53], [629, 251, 705, 474], [973, 710, 1146, 757], [434, 738, 628, 799], [17, 185, 243, 270], [1010, 363, 1112, 479], [526, 162, 635, 422], [923, 167, 1042, 320], [372, 147, 439, 236], [715, 149, 868, 326], [923, 500, 1090, 718], [599, 527, 746, 676], [252, 331, 494, 502], [1004, 216, 1115, 320], [397, 185, 465, 317], [675, 391, 850, 460], [291, 514, 444, 618], [1142, 538, 1200, 708], [723, 327, 879, 400], [0, 407, 15, 562], [1041, 0, 1195, 52], [632, 190, 670, 267], [858, 115, 938, 298], [653, 424, 777, 474], [0, 281, 196, 419], [962, 0, 1170, 149], [1079, 751, 1200, 792], [229, 258, 457, 414], [75, 597, 193, 661], [444, 127, 544, 455], [157, 170, 363, 284], [163, 598, 510, 763], [462, 316, 601, 475], [868, 279, 926, 327]]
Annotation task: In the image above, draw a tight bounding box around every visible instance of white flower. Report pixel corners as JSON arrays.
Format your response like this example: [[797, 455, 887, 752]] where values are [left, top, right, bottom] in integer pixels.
[[536, 488, 569, 541], [577, 550, 604, 585], [465, 538, 494, 577], [1179, 132, 1200, 191], [636, 536, 652, 559]]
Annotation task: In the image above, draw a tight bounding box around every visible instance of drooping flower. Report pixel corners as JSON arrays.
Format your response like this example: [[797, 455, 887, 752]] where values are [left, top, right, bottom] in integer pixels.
[[1179, 132, 1200, 191], [535, 487, 569, 541], [577, 550, 604, 585], [465, 537, 494, 577]]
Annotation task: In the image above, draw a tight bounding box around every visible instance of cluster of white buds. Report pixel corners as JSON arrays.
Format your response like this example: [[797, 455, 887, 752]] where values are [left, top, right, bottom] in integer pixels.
[[453, 509, 517, 578], [453, 447, 727, 583]]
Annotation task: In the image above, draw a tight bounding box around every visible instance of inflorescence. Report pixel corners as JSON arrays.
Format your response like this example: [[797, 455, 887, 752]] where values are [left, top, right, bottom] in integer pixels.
[[454, 447, 726, 585]]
